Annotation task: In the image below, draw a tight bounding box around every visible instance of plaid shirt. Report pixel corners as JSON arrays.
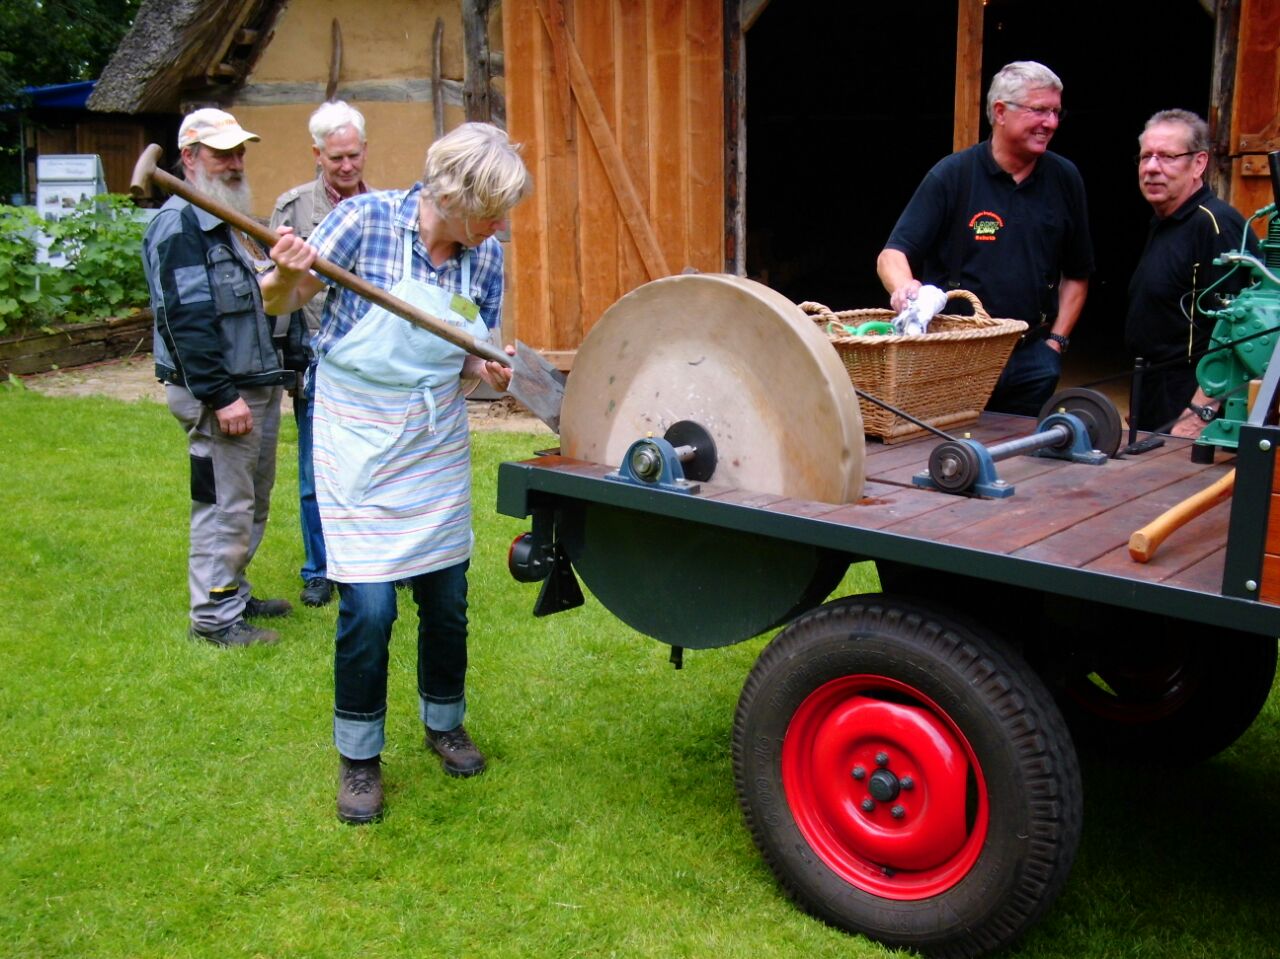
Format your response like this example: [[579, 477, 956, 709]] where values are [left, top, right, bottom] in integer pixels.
[[307, 183, 505, 359]]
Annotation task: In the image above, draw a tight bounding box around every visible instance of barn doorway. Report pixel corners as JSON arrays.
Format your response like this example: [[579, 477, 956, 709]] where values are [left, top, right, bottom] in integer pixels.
[[744, 0, 1215, 403]]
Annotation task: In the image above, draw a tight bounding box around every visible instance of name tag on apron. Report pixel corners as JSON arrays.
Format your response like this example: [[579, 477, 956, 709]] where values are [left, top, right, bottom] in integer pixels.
[[450, 293, 480, 323]]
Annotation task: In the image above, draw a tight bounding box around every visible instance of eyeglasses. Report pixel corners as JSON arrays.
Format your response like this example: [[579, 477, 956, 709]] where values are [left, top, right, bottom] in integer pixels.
[[1134, 151, 1198, 167], [1005, 102, 1065, 121]]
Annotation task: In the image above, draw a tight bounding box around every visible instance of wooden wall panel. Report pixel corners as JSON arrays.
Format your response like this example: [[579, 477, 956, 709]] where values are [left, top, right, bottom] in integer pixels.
[[504, 0, 549, 344], [649, 0, 688, 272], [686, 0, 723, 272], [578, 1, 621, 328], [1230, 0, 1280, 216], [615, 0, 651, 323], [504, 0, 724, 357]]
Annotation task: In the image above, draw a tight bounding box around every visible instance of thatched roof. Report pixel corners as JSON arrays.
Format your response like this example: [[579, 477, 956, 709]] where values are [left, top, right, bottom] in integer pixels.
[[88, 0, 283, 114]]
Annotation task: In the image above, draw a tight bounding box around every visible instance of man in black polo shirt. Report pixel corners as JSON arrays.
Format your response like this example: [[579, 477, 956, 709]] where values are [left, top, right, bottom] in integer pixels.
[[877, 61, 1094, 416], [1126, 108, 1260, 436]]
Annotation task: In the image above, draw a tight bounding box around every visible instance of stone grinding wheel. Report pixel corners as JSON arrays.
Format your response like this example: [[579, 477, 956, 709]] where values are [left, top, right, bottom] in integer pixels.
[[560, 273, 866, 503], [555, 274, 866, 649]]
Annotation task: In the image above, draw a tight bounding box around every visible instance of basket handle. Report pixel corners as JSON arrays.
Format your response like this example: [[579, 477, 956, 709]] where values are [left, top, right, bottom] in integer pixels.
[[798, 300, 835, 319], [945, 289, 990, 319]]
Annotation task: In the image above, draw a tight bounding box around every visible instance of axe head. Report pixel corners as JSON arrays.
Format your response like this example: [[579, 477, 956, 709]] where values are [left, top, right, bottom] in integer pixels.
[[508, 341, 566, 434]]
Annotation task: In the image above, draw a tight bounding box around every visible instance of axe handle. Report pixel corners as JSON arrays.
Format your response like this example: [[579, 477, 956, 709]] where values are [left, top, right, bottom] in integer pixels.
[[1128, 468, 1236, 563], [130, 145, 510, 367]]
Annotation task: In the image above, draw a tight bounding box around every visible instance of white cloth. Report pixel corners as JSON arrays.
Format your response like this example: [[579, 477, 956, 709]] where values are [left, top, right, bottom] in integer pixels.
[[893, 284, 949, 335]]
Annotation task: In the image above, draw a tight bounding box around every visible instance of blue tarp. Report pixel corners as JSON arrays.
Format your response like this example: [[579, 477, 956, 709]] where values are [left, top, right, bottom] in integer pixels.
[[21, 81, 97, 110]]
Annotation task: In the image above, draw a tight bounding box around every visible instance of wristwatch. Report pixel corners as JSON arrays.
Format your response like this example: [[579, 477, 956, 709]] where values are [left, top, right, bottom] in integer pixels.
[[1187, 401, 1216, 423], [1046, 332, 1070, 353]]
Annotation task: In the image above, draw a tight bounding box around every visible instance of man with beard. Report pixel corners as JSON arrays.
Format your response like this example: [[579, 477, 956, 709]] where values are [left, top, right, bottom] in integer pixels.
[[877, 61, 1094, 416], [1125, 109, 1261, 436], [142, 108, 297, 647]]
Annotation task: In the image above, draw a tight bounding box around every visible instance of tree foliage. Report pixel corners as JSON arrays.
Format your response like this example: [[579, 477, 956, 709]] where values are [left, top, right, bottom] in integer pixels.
[[0, 0, 140, 110]]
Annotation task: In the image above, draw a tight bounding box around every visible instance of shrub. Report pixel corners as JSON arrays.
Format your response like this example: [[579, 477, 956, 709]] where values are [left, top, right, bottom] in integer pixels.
[[0, 194, 150, 336]]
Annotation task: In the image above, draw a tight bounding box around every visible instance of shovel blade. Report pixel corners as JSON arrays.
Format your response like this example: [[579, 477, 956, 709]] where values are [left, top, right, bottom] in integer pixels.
[[508, 340, 566, 434]]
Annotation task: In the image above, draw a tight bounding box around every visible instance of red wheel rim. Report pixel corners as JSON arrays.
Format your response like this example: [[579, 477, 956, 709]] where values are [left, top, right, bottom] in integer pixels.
[[781, 675, 988, 899]]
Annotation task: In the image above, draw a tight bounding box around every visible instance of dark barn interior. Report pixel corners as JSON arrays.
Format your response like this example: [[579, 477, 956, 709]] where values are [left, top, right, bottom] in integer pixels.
[[744, 0, 1215, 391]]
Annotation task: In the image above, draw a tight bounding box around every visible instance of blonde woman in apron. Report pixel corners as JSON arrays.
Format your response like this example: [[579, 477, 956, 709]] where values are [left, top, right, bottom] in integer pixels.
[[262, 122, 532, 824]]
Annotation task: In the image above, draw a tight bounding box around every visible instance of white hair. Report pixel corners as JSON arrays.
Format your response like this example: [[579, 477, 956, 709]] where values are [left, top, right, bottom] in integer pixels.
[[309, 101, 366, 149], [986, 61, 1063, 125]]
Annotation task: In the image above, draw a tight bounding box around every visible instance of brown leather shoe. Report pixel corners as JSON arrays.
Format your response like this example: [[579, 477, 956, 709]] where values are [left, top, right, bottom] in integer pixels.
[[337, 756, 383, 824], [425, 724, 487, 777]]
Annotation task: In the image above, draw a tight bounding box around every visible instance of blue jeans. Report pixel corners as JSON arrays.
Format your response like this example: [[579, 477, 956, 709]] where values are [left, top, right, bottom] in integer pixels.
[[332, 561, 470, 760], [295, 366, 326, 583], [986, 338, 1062, 417]]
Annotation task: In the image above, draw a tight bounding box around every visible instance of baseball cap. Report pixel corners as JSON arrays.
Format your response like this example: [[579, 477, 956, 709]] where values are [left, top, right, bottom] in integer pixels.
[[178, 108, 260, 150]]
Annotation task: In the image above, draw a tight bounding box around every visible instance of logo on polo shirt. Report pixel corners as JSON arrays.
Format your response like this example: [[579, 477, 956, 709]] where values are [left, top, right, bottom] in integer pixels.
[[968, 210, 1004, 242]]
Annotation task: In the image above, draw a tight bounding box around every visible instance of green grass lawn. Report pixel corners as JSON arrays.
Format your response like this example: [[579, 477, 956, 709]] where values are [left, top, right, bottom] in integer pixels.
[[2, 385, 1279, 959]]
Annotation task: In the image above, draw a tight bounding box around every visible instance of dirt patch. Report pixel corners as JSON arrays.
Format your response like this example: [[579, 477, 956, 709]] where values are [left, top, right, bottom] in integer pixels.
[[19, 354, 554, 434]]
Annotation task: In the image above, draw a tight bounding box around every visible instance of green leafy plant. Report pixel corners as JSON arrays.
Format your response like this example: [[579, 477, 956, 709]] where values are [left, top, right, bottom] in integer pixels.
[[0, 194, 149, 336], [0, 203, 50, 334]]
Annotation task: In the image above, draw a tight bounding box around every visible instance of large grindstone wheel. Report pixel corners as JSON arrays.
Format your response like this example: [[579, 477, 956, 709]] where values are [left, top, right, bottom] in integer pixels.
[[556, 274, 866, 648], [561, 273, 865, 504]]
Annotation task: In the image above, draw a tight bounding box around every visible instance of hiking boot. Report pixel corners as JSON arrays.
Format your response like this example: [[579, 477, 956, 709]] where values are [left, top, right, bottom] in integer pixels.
[[188, 620, 279, 647], [245, 596, 293, 618], [300, 578, 334, 607], [425, 724, 487, 777], [337, 756, 384, 824]]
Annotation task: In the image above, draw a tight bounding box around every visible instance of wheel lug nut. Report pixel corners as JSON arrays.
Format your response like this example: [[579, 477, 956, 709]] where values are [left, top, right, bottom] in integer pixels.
[[900, 776, 914, 790], [875, 751, 889, 767], [861, 798, 876, 813], [891, 805, 905, 819], [851, 765, 866, 780]]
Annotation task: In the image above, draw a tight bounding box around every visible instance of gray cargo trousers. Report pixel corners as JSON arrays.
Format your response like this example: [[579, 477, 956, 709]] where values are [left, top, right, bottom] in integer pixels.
[[166, 383, 283, 632]]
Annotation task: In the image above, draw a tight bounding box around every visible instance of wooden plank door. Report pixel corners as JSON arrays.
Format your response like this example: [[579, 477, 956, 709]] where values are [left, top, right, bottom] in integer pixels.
[[1229, 0, 1280, 217], [504, 0, 725, 365]]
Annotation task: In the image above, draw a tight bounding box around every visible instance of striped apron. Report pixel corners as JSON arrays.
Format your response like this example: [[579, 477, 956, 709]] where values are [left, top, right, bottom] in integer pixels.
[[313, 224, 488, 582]]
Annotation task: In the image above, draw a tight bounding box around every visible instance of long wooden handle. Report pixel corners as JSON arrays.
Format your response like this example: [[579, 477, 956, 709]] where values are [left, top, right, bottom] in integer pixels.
[[1128, 469, 1236, 563], [130, 144, 510, 367]]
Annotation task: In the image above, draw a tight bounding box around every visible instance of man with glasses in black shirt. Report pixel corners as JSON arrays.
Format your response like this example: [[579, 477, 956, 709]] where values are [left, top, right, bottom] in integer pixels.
[[877, 61, 1094, 416], [1125, 109, 1261, 436]]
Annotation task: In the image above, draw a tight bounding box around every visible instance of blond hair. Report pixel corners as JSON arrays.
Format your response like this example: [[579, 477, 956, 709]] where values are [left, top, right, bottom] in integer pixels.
[[423, 122, 532, 221]]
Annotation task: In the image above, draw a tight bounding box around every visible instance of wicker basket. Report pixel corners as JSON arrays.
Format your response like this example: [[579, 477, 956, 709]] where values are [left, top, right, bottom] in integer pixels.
[[802, 290, 1028, 444]]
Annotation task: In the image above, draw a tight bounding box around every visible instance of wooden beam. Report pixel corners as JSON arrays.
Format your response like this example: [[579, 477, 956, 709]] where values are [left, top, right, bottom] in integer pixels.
[[1209, 0, 1241, 198], [953, 0, 984, 151], [462, 0, 493, 122], [432, 18, 446, 137], [326, 19, 342, 102]]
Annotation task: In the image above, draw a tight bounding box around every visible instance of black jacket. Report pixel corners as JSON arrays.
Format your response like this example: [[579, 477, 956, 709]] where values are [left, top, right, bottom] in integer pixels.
[[142, 195, 296, 408]]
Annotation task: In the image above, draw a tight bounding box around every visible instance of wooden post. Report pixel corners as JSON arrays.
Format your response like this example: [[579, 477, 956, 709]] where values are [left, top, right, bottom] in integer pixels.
[[462, 0, 493, 122], [432, 18, 446, 138], [326, 19, 342, 102], [953, 0, 985, 152]]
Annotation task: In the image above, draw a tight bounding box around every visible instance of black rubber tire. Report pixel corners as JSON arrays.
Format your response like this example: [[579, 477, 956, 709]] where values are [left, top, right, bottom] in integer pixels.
[[733, 595, 1082, 958], [1047, 605, 1278, 764], [875, 563, 1278, 765]]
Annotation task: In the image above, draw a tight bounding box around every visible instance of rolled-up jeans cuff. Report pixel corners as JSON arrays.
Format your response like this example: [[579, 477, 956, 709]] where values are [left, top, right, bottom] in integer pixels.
[[421, 695, 465, 732], [334, 713, 385, 760]]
